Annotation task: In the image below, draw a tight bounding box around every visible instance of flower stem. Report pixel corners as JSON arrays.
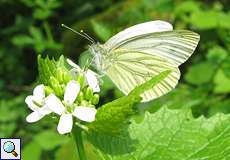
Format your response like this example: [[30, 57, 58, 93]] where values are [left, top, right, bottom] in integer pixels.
[[72, 127, 87, 160]]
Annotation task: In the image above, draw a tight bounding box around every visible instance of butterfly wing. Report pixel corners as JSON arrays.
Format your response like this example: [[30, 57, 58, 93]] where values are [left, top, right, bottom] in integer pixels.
[[106, 20, 173, 48], [109, 30, 200, 66], [105, 50, 180, 102], [100, 21, 199, 102]]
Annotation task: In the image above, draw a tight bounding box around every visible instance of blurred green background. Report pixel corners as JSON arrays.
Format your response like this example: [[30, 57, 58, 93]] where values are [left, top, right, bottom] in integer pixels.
[[1, 0, 230, 159]]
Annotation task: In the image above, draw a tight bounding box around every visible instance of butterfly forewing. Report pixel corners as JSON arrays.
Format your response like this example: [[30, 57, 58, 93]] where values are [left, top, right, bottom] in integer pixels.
[[110, 30, 200, 66], [105, 20, 173, 48]]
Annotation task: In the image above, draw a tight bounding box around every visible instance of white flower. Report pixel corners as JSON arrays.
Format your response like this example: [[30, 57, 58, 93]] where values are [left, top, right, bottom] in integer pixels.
[[67, 58, 100, 92], [25, 84, 52, 123], [46, 80, 97, 134]]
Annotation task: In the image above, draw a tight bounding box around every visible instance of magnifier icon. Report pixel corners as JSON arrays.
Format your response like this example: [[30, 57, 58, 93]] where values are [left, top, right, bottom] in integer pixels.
[[3, 141, 18, 157]]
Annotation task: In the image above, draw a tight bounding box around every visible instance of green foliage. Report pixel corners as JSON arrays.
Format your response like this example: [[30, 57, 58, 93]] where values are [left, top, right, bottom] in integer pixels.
[[55, 142, 79, 160], [0, 95, 26, 137], [185, 62, 216, 85], [20, 0, 62, 20], [88, 107, 230, 160], [34, 130, 69, 150], [22, 141, 42, 160], [22, 130, 70, 160], [206, 46, 228, 64], [91, 20, 112, 41], [214, 69, 230, 93], [12, 25, 63, 53]]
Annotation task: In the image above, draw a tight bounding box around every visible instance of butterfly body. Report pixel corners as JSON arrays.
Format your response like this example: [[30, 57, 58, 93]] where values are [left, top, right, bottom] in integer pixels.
[[89, 21, 200, 102], [90, 43, 115, 73]]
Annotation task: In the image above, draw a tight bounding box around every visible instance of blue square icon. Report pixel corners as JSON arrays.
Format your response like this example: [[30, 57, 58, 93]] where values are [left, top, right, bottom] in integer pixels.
[[0, 138, 21, 160]]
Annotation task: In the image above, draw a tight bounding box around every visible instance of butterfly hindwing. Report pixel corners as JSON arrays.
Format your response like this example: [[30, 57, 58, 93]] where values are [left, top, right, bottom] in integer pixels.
[[105, 50, 180, 102]]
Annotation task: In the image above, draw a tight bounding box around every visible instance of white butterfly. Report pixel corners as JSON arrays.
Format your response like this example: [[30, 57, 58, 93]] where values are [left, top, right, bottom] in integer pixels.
[[88, 20, 200, 102], [63, 20, 200, 102]]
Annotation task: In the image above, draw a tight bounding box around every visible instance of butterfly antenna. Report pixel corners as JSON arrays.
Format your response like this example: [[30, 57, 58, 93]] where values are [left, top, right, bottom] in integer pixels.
[[80, 30, 96, 44], [61, 24, 94, 44]]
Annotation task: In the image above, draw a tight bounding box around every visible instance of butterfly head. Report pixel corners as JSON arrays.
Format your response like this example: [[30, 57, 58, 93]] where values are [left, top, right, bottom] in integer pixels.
[[89, 43, 110, 73]]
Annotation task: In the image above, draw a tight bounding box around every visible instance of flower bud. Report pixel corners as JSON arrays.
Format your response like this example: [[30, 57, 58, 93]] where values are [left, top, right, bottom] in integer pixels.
[[61, 83, 65, 89], [44, 86, 54, 95], [85, 87, 93, 100], [50, 76, 59, 87], [53, 84, 63, 97], [63, 71, 72, 84], [77, 91, 84, 102], [91, 94, 99, 105], [77, 72, 85, 87], [56, 68, 64, 83], [80, 100, 89, 106]]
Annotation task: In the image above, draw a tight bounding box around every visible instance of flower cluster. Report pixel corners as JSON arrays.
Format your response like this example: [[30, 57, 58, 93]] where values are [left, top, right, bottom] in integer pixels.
[[25, 59, 100, 134]]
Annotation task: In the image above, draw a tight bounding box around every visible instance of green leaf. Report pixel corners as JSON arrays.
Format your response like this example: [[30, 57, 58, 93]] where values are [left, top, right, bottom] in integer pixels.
[[175, 1, 200, 16], [11, 34, 34, 47], [33, 8, 52, 20], [221, 57, 230, 78], [22, 141, 42, 160], [88, 70, 171, 134], [189, 10, 230, 30], [47, 0, 62, 9], [20, 0, 35, 7], [218, 12, 230, 29], [185, 62, 216, 85], [214, 69, 230, 93], [0, 95, 26, 137], [206, 46, 228, 64], [88, 107, 230, 160], [29, 26, 46, 53], [129, 70, 171, 97], [190, 11, 219, 29], [34, 130, 69, 150], [91, 20, 112, 41], [208, 99, 230, 116]]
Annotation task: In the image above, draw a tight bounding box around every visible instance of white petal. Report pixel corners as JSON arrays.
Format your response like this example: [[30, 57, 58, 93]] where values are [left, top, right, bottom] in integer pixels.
[[67, 59, 81, 71], [46, 94, 65, 115], [85, 70, 100, 92], [26, 111, 44, 123], [25, 95, 39, 111], [57, 114, 73, 134], [33, 84, 45, 100], [73, 106, 97, 122], [38, 104, 52, 115], [64, 80, 80, 105]]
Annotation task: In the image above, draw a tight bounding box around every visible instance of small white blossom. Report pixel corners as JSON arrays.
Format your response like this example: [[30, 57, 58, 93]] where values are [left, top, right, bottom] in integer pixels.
[[25, 84, 51, 123], [46, 80, 97, 134], [67, 58, 100, 92]]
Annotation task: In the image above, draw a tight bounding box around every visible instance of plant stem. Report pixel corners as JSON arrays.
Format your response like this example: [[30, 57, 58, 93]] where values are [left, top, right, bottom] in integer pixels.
[[72, 127, 87, 160]]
